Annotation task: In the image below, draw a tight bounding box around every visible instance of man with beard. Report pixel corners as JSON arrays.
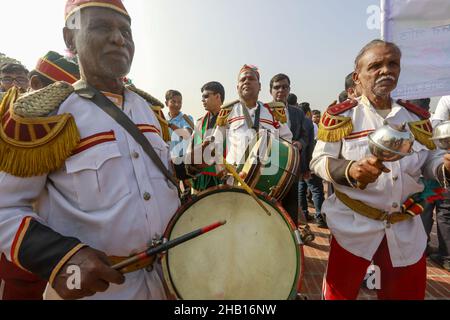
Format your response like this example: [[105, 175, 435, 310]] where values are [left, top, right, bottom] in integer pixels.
[[0, 0, 180, 300], [311, 39, 450, 300]]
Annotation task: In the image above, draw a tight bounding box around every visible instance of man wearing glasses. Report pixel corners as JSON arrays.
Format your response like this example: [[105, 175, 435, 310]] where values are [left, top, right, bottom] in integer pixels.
[[270, 74, 311, 227], [0, 63, 29, 93]]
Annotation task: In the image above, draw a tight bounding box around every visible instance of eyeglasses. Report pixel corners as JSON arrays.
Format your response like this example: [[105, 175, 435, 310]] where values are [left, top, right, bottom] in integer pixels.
[[0, 76, 29, 86], [202, 92, 216, 100], [272, 85, 290, 91]]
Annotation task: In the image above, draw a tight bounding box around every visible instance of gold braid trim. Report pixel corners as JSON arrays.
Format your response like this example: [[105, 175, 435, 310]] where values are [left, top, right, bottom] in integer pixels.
[[0, 87, 19, 117], [13, 82, 74, 117], [266, 102, 287, 124], [0, 84, 80, 177], [152, 106, 171, 142], [408, 120, 436, 150], [0, 92, 6, 107], [217, 100, 239, 127], [318, 112, 353, 142]]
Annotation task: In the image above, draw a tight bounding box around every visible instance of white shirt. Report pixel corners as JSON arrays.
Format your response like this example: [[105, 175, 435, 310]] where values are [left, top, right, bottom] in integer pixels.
[[0, 89, 180, 299], [213, 102, 293, 166], [311, 96, 444, 267], [313, 122, 319, 140], [431, 95, 450, 125]]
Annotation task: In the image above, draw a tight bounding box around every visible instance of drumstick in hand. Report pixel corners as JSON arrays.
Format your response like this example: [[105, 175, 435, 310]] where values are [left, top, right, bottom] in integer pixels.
[[112, 221, 227, 273], [222, 157, 272, 216]]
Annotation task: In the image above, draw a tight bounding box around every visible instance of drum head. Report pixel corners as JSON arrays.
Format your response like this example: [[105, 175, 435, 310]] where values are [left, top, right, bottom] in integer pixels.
[[163, 188, 301, 300]]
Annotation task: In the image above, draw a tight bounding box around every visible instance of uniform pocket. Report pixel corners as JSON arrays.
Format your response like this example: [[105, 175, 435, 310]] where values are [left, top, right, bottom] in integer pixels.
[[341, 137, 370, 161], [65, 143, 131, 212]]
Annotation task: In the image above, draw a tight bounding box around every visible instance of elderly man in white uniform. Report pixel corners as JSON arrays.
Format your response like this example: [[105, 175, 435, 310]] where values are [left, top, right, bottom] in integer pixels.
[[311, 39, 450, 300], [0, 0, 180, 300]]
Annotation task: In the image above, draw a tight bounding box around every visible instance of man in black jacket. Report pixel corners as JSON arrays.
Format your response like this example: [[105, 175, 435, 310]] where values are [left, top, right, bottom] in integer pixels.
[[299, 102, 327, 228], [270, 74, 311, 226]]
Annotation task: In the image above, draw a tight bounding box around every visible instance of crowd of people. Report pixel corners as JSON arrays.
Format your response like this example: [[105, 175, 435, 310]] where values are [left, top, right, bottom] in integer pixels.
[[0, 0, 449, 301]]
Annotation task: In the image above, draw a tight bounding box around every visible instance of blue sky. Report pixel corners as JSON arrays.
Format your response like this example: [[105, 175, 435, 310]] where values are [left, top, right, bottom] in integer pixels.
[[3, 0, 381, 118]]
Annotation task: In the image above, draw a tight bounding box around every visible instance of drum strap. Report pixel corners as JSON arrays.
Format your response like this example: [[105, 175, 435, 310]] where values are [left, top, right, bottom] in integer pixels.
[[73, 81, 181, 196], [242, 102, 262, 161], [241, 102, 261, 131]]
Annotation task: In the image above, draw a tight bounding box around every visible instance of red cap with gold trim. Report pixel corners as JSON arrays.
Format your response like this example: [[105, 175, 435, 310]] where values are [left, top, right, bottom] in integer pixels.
[[65, 0, 129, 21]]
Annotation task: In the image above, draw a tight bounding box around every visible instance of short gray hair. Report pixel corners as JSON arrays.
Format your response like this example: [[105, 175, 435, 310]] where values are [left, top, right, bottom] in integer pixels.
[[354, 39, 402, 69]]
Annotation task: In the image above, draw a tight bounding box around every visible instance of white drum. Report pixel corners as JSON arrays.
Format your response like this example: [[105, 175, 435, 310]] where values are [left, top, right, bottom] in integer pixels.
[[161, 187, 304, 300]]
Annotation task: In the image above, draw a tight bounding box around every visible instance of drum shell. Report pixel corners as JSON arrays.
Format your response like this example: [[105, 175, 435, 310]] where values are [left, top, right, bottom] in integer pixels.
[[240, 135, 300, 201], [161, 186, 304, 300]]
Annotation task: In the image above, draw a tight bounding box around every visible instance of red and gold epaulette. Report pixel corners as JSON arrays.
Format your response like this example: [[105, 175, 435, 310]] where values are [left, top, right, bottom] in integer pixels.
[[151, 105, 170, 142], [265, 102, 287, 124], [327, 99, 358, 115], [318, 99, 358, 142], [408, 119, 436, 150], [397, 99, 430, 120], [0, 83, 79, 177], [217, 100, 239, 127], [396, 100, 435, 149]]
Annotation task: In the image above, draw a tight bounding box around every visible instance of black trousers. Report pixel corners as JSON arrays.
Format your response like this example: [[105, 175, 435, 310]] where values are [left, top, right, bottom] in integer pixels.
[[281, 182, 299, 227]]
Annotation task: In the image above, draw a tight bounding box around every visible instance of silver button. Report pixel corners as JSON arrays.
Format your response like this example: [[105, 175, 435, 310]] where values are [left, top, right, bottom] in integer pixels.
[[143, 192, 151, 201], [393, 176, 398, 181], [132, 152, 140, 159], [392, 202, 399, 209]]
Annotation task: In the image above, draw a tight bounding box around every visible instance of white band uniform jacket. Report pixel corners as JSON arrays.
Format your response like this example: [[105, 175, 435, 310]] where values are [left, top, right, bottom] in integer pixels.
[[213, 102, 293, 166], [311, 96, 445, 267], [0, 88, 180, 300]]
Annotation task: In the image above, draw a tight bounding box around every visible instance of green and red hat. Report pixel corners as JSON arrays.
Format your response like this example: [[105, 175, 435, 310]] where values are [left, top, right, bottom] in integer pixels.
[[65, 0, 129, 21], [34, 51, 80, 84], [239, 64, 260, 80]]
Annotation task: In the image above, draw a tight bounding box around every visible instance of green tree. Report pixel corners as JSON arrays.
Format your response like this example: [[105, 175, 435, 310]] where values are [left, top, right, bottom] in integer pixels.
[[0, 53, 22, 66]]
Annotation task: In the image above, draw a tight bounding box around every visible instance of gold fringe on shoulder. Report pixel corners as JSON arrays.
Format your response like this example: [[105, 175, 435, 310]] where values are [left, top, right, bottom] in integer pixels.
[[0, 86, 80, 177], [217, 100, 238, 127], [318, 113, 353, 142], [408, 120, 436, 150]]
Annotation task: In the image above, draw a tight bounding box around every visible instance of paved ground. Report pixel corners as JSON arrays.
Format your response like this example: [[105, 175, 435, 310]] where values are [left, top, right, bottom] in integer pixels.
[[301, 221, 450, 300]]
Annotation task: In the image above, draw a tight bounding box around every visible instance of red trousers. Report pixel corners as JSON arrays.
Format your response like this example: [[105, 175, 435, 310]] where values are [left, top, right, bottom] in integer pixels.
[[323, 237, 426, 300], [0, 254, 46, 300]]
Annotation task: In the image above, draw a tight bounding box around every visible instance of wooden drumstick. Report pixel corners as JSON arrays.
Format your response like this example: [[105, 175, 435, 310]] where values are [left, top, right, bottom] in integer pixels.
[[222, 157, 272, 216], [112, 221, 227, 273]]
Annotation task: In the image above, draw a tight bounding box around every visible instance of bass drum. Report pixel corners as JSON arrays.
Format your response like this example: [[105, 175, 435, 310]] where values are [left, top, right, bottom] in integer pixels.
[[161, 186, 304, 300]]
